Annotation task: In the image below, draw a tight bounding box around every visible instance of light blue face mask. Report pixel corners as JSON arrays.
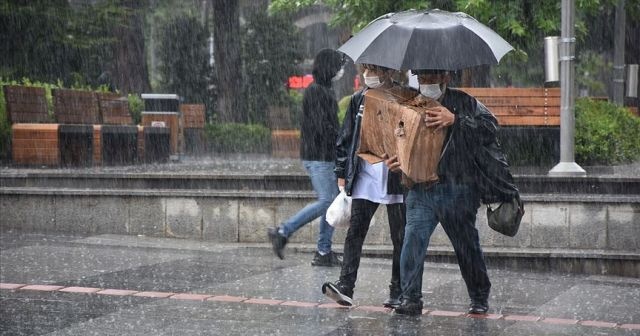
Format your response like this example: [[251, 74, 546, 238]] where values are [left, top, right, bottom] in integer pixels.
[[364, 75, 383, 88], [419, 83, 443, 99]]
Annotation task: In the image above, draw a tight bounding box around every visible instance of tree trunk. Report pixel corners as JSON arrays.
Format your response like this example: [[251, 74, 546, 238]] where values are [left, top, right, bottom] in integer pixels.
[[111, 0, 151, 94], [213, 0, 244, 123]]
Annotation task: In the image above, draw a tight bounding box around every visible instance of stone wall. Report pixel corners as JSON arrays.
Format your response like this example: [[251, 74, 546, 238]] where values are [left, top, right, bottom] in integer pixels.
[[1, 191, 637, 252]]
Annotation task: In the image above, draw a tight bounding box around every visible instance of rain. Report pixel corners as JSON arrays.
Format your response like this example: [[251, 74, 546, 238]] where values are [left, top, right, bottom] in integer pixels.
[[1, 0, 639, 335]]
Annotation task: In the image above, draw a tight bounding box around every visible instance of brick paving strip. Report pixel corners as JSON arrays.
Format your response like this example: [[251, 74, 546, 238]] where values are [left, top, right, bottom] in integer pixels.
[[1, 282, 636, 331]]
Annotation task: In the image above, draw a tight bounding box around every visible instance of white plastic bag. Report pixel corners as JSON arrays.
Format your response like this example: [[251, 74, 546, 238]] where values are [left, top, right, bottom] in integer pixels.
[[326, 190, 352, 228]]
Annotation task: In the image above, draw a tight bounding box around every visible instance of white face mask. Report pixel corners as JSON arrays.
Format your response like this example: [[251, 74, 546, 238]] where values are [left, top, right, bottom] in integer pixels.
[[364, 75, 383, 88], [419, 83, 443, 100], [332, 68, 345, 81]]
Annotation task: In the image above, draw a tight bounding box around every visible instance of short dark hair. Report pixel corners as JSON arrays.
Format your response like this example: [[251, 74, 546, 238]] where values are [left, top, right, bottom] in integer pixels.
[[362, 64, 391, 72], [411, 69, 450, 75]]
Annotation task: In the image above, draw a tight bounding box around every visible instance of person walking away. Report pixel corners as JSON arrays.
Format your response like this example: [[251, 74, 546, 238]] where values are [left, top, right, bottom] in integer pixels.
[[322, 64, 408, 307], [387, 69, 496, 315], [268, 48, 345, 267]]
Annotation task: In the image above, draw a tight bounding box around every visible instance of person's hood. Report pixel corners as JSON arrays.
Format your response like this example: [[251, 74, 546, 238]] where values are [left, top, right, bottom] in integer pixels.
[[312, 49, 343, 86]]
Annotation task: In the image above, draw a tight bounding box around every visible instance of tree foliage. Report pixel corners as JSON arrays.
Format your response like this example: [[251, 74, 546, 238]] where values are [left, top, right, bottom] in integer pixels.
[[270, 0, 639, 86], [157, 15, 212, 105], [0, 0, 125, 87], [241, 10, 304, 125]]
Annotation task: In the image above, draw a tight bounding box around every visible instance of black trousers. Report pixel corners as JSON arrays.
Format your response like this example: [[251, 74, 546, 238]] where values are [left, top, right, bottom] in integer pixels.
[[339, 198, 406, 292]]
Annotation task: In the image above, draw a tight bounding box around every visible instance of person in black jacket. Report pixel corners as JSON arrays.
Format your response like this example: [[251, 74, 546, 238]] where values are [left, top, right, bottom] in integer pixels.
[[268, 48, 344, 267], [322, 64, 407, 307], [386, 69, 497, 316]]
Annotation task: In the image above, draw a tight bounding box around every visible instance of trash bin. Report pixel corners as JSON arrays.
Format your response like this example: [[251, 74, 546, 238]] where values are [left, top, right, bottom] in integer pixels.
[[101, 125, 138, 165], [141, 94, 182, 157], [59, 124, 93, 167], [143, 126, 170, 163]]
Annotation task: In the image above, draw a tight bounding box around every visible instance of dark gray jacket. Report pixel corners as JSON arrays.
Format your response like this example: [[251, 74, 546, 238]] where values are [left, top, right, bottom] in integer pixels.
[[300, 49, 342, 162], [439, 88, 518, 203]]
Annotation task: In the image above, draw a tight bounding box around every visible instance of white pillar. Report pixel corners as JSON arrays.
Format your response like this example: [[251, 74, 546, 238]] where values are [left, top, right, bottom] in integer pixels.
[[549, 0, 586, 176]]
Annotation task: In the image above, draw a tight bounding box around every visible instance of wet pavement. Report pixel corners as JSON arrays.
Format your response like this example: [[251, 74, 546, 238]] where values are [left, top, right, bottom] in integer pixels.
[[1, 232, 639, 335]]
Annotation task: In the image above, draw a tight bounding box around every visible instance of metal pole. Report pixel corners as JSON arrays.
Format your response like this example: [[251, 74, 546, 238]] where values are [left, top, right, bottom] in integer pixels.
[[549, 0, 586, 176], [613, 0, 626, 105]]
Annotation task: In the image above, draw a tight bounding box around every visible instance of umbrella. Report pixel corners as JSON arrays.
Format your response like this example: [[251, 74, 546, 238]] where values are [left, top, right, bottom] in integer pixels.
[[338, 9, 513, 71]]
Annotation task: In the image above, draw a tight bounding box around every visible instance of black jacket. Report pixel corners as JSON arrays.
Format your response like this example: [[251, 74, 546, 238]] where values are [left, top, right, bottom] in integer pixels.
[[334, 88, 403, 196], [439, 88, 518, 203], [300, 49, 342, 162]]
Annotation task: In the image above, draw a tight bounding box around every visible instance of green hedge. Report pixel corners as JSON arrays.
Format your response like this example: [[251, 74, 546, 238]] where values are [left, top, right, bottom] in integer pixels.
[[338, 95, 351, 125], [576, 98, 640, 165], [0, 87, 8, 160], [204, 123, 271, 153]]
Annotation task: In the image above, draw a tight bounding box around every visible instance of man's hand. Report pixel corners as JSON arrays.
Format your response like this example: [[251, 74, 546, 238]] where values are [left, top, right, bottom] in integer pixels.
[[424, 105, 454, 130], [382, 154, 401, 173], [337, 178, 345, 192]]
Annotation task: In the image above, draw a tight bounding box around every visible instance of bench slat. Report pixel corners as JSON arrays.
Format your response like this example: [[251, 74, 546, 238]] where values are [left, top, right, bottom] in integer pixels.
[[487, 106, 560, 116], [476, 96, 561, 107], [497, 116, 560, 126], [11, 139, 59, 148], [458, 87, 560, 97], [3, 86, 50, 123], [180, 104, 206, 129]]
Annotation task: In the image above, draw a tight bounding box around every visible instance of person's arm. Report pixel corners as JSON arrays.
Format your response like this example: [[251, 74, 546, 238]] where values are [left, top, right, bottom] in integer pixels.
[[335, 92, 360, 179], [454, 96, 498, 146]]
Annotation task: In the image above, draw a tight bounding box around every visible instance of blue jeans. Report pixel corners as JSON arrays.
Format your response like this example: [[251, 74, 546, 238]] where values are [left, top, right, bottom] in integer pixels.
[[400, 181, 491, 303], [280, 160, 339, 254]]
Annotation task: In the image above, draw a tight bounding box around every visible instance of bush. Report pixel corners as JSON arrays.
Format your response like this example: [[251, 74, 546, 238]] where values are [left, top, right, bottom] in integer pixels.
[[0, 86, 9, 161], [575, 98, 640, 165], [288, 90, 303, 127], [204, 123, 271, 153], [127, 94, 143, 125], [338, 95, 352, 125]]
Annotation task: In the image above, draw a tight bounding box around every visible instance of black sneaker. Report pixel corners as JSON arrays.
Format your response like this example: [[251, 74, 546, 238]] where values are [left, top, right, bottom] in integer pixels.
[[383, 283, 402, 308], [267, 227, 287, 260], [322, 281, 353, 306], [394, 299, 423, 316], [311, 251, 342, 267], [468, 301, 489, 314]]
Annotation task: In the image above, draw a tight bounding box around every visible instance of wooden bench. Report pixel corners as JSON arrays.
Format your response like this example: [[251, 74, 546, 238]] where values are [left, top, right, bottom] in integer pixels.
[[457, 87, 561, 126], [268, 105, 300, 158], [96, 92, 138, 165], [458, 87, 561, 165], [271, 129, 300, 158], [4, 85, 60, 166], [180, 104, 206, 154], [52, 89, 101, 167]]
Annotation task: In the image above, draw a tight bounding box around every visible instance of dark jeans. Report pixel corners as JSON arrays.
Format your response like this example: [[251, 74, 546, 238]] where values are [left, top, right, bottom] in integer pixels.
[[339, 199, 406, 292], [400, 181, 491, 303]]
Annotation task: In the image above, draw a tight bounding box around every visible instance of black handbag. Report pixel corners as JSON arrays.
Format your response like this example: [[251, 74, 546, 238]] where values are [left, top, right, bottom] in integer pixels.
[[486, 194, 524, 237], [473, 136, 524, 237]]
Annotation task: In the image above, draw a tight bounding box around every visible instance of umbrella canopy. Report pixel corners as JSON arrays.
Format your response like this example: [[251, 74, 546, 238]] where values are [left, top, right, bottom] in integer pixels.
[[338, 9, 514, 71]]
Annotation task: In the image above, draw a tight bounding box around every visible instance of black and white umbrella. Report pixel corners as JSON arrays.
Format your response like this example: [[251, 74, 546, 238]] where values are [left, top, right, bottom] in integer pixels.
[[338, 9, 514, 71]]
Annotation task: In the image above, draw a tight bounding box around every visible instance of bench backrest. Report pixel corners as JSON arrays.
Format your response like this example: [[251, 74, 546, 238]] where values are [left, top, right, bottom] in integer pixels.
[[457, 87, 561, 126], [97, 92, 133, 125], [180, 104, 206, 129], [3, 85, 50, 123], [52, 88, 101, 124]]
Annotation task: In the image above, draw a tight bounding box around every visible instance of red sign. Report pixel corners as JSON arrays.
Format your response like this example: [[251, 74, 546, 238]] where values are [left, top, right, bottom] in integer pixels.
[[288, 75, 314, 89]]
